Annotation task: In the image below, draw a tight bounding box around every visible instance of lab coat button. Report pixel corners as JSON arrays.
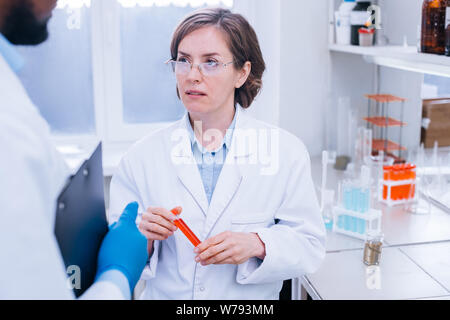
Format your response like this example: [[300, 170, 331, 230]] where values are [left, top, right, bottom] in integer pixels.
[[199, 287, 205, 292]]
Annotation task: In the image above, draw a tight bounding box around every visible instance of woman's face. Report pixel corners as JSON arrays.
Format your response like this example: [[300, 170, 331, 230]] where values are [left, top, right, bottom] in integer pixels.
[[176, 26, 250, 115]]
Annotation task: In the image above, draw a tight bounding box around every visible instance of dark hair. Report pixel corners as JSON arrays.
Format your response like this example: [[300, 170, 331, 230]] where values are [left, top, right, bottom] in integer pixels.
[[170, 8, 266, 109]]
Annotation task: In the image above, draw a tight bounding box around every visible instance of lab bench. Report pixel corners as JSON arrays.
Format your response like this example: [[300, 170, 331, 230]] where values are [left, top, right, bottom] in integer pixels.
[[295, 156, 450, 300]]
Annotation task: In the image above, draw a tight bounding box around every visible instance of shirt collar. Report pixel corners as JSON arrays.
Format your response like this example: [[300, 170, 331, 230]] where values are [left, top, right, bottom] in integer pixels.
[[186, 108, 237, 154], [0, 33, 25, 73]]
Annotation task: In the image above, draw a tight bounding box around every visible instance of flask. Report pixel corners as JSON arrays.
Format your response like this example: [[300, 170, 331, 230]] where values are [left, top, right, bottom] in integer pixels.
[[421, 0, 446, 55]]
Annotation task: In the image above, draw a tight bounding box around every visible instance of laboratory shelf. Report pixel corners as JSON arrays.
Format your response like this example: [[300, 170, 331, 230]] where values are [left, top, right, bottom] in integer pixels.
[[372, 139, 407, 152], [329, 44, 450, 77], [364, 94, 407, 103], [363, 117, 407, 127]]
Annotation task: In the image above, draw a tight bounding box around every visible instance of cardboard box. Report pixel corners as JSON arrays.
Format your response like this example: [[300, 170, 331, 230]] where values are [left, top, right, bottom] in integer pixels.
[[421, 98, 450, 148]]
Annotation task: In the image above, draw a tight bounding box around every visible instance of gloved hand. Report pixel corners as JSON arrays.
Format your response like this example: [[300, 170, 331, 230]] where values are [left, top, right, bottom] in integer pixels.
[[96, 202, 148, 293]]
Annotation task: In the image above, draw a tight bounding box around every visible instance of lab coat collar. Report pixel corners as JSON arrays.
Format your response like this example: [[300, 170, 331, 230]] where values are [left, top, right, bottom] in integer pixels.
[[185, 108, 237, 155], [0, 33, 25, 73], [170, 105, 252, 220], [179, 105, 254, 158]]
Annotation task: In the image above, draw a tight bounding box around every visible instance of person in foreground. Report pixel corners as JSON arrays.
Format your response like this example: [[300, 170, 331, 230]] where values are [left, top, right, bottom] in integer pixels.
[[0, 0, 148, 299], [109, 7, 326, 300]]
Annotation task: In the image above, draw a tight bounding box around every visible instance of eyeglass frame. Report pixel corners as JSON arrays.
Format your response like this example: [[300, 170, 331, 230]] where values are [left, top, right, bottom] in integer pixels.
[[165, 58, 235, 76]]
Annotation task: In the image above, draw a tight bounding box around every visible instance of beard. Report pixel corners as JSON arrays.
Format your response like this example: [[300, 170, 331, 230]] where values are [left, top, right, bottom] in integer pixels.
[[2, 0, 51, 45]]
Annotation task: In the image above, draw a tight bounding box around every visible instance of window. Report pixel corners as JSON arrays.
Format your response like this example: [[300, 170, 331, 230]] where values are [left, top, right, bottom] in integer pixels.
[[422, 74, 450, 99], [16, 4, 95, 135], [15, 0, 233, 144]]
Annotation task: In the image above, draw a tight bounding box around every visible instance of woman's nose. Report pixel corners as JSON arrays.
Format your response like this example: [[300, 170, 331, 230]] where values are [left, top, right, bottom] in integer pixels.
[[186, 64, 203, 82]]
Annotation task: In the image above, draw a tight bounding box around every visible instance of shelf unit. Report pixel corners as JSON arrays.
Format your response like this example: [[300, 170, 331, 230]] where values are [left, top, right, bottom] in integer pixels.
[[364, 94, 407, 162], [329, 44, 450, 78]]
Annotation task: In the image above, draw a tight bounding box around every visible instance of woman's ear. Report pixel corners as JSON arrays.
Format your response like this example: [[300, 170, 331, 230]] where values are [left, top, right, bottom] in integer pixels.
[[235, 61, 252, 89]]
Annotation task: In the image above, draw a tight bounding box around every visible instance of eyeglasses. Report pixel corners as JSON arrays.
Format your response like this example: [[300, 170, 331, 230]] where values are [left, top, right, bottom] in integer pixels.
[[165, 59, 234, 77]]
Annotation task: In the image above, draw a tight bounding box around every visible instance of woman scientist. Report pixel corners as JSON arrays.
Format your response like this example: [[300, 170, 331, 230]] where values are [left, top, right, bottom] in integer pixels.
[[109, 8, 326, 300]]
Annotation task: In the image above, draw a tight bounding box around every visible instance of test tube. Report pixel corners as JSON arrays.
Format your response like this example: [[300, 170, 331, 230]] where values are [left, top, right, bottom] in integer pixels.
[[352, 184, 359, 212], [338, 215, 345, 229], [171, 208, 201, 247], [358, 218, 366, 234], [343, 181, 352, 210]]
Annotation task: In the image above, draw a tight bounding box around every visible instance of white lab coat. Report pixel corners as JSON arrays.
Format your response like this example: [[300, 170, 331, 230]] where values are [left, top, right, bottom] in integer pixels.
[[109, 106, 327, 300], [0, 54, 124, 299]]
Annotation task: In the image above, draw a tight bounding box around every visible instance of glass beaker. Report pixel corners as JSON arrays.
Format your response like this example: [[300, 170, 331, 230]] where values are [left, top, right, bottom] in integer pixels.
[[406, 175, 432, 215]]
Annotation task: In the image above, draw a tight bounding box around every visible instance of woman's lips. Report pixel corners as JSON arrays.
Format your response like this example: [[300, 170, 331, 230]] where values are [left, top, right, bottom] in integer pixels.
[[185, 90, 207, 98]]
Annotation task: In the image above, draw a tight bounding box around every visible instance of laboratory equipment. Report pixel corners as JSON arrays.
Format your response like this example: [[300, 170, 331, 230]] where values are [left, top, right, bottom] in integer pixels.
[[406, 175, 432, 215], [363, 232, 383, 266], [350, 1, 372, 46], [358, 27, 375, 46], [334, 96, 354, 170], [333, 166, 382, 240], [364, 94, 407, 163], [355, 127, 372, 169], [335, 0, 356, 45], [379, 163, 417, 206], [171, 207, 201, 247], [322, 189, 335, 231], [421, 0, 446, 55]]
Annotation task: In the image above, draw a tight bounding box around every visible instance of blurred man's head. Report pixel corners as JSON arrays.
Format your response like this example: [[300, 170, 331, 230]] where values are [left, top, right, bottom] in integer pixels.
[[0, 0, 57, 45]]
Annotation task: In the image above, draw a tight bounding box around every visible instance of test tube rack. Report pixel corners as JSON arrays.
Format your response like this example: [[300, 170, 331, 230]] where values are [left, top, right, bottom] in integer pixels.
[[332, 206, 382, 240], [364, 94, 407, 163], [378, 179, 417, 206], [378, 164, 417, 207]]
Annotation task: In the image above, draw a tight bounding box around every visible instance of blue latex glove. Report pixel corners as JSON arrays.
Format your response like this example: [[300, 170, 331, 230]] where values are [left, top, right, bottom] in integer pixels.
[[96, 202, 148, 293]]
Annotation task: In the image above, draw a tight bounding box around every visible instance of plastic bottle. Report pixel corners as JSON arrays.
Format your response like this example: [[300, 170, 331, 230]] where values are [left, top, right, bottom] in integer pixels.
[[350, 1, 372, 45], [421, 0, 446, 55], [335, 0, 357, 45]]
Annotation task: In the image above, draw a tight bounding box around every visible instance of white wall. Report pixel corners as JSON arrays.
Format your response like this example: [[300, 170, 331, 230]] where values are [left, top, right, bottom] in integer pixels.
[[234, 0, 329, 157], [279, 0, 329, 156], [233, 0, 426, 158], [233, 0, 280, 126]]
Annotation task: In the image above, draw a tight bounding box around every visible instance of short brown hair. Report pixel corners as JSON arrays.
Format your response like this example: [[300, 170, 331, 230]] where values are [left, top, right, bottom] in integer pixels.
[[170, 8, 266, 109]]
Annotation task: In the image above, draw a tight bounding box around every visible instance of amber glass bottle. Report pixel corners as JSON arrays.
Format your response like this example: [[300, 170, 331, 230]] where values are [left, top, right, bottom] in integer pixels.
[[421, 0, 446, 55], [445, 0, 450, 56]]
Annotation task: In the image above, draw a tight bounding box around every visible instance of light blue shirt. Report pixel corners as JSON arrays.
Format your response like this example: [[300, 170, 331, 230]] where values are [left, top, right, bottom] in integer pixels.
[[0, 33, 24, 73], [186, 110, 236, 204]]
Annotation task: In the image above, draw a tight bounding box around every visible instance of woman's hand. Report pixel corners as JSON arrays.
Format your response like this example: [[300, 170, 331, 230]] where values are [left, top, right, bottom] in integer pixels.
[[194, 231, 266, 266], [138, 206, 179, 255]]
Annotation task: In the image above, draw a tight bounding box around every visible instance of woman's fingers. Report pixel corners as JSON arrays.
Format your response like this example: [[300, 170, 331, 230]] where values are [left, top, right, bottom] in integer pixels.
[[144, 211, 177, 232], [138, 206, 182, 241], [140, 220, 174, 238], [148, 206, 178, 223], [141, 230, 167, 241], [196, 241, 229, 264]]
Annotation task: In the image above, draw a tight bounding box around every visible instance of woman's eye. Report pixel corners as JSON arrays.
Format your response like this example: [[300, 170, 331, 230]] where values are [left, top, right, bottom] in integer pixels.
[[177, 57, 188, 63], [206, 60, 218, 66]]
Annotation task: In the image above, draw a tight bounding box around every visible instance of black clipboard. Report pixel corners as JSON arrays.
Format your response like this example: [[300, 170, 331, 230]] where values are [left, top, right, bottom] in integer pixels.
[[54, 143, 109, 297]]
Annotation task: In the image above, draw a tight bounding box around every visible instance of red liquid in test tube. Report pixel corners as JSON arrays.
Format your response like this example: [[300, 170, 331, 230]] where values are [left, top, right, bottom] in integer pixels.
[[171, 208, 201, 247]]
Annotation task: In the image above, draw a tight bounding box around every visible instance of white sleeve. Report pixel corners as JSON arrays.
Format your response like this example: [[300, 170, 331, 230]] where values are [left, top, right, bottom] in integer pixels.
[[109, 156, 159, 280], [0, 115, 74, 299], [236, 145, 327, 284], [80, 269, 130, 300]]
